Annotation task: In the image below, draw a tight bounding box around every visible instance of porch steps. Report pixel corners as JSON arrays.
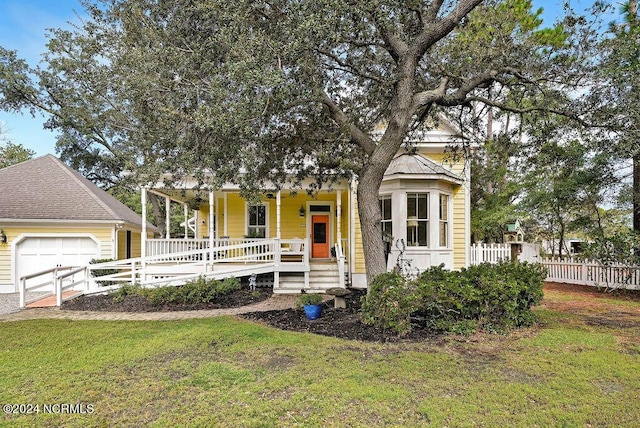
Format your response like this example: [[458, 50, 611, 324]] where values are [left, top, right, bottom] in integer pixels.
[[275, 263, 342, 293]]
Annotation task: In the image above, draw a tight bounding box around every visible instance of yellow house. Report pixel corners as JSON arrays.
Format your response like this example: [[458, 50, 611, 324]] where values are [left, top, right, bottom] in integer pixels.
[[0, 155, 154, 293], [143, 122, 470, 291]]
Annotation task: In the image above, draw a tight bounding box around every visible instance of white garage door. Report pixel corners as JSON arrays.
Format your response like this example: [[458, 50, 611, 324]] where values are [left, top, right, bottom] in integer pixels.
[[16, 236, 100, 289]]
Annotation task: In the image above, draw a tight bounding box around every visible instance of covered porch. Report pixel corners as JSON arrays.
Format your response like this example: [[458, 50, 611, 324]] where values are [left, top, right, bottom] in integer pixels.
[[140, 183, 353, 291]]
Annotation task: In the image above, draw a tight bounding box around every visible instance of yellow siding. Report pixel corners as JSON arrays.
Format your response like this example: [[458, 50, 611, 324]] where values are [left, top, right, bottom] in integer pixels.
[[452, 185, 467, 270], [0, 224, 114, 288], [117, 230, 126, 259], [279, 193, 308, 239], [421, 152, 465, 174]]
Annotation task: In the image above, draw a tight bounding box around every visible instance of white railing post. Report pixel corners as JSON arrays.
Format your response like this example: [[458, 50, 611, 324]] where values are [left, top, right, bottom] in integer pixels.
[[274, 239, 281, 266], [55, 269, 62, 307], [20, 277, 26, 308]]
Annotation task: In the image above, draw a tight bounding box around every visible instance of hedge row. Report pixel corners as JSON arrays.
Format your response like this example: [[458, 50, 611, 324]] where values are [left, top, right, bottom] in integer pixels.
[[360, 262, 546, 336], [111, 277, 241, 305]]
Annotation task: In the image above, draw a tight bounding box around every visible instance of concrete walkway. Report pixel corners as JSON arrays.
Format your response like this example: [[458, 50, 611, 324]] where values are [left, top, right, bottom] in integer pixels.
[[0, 294, 300, 323]]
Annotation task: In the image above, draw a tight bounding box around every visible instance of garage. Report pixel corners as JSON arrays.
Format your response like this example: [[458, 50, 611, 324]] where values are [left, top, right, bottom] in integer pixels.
[[16, 236, 100, 288]]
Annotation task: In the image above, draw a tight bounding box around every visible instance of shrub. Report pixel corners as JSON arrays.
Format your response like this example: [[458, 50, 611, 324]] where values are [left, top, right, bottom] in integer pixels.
[[360, 272, 417, 336], [90, 258, 119, 286], [110, 283, 143, 304], [415, 262, 545, 334], [298, 293, 323, 306], [146, 276, 241, 306], [360, 263, 545, 336]]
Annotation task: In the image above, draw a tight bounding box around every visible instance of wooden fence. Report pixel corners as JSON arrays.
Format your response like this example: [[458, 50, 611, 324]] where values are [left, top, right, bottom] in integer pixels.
[[469, 244, 639, 290], [541, 257, 640, 290], [470, 243, 511, 265]]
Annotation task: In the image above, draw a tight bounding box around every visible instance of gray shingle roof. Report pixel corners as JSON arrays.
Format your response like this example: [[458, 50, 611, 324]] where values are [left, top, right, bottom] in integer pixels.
[[0, 154, 146, 226], [384, 153, 463, 183]]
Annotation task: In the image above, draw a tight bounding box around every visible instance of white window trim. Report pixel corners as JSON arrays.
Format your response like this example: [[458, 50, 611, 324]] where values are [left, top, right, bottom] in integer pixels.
[[438, 193, 452, 249], [406, 192, 429, 247], [245, 202, 269, 238]]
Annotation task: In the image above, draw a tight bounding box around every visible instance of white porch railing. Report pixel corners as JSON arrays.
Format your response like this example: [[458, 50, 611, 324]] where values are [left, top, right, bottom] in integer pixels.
[[541, 257, 640, 290], [20, 238, 312, 307], [146, 238, 210, 258], [470, 243, 511, 265]]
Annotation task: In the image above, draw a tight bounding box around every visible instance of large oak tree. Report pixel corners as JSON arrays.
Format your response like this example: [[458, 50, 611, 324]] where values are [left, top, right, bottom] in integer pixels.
[[1, 0, 590, 283]]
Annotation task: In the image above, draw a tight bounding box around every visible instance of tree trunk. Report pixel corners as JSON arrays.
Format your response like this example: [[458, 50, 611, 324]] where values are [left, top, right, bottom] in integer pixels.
[[148, 192, 166, 237], [356, 127, 409, 284], [634, 153, 640, 256], [357, 167, 387, 285]]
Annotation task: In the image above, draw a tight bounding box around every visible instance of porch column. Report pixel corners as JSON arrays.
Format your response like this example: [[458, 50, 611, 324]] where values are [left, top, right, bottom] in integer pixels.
[[165, 196, 171, 239], [141, 187, 147, 277], [336, 189, 342, 247], [276, 190, 281, 239], [183, 203, 189, 238], [223, 192, 228, 237], [209, 191, 215, 261]]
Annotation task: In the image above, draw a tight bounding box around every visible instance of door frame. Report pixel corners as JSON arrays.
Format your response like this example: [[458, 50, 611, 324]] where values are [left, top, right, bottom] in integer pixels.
[[306, 201, 334, 260]]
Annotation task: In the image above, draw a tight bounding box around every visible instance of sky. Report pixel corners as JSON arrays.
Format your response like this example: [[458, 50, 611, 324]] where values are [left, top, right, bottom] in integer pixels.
[[0, 0, 624, 157]]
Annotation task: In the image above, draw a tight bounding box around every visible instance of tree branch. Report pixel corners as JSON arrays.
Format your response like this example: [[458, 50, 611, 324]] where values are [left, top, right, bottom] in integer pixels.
[[413, 0, 484, 58], [320, 91, 376, 155]]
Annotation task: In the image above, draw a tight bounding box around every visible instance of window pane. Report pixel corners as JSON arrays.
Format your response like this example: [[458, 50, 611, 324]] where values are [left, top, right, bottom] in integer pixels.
[[418, 194, 428, 219], [407, 194, 416, 218], [440, 221, 447, 247], [407, 225, 418, 246], [257, 205, 266, 226], [418, 221, 428, 246], [383, 198, 391, 220], [440, 194, 448, 221], [313, 222, 327, 244]]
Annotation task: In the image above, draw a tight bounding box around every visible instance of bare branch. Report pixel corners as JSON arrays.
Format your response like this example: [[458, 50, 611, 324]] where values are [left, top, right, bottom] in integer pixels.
[[412, 77, 449, 109]]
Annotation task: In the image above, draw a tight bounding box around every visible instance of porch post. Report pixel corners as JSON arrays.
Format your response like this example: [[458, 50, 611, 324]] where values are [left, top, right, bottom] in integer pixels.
[[209, 191, 215, 261], [183, 203, 189, 238], [141, 187, 147, 279], [223, 192, 228, 237], [276, 190, 281, 239], [165, 196, 171, 239], [336, 190, 342, 247]]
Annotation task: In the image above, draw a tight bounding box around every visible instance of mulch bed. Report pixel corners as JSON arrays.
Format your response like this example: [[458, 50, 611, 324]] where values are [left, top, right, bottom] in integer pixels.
[[241, 289, 439, 343], [60, 288, 272, 312], [60, 282, 640, 342]]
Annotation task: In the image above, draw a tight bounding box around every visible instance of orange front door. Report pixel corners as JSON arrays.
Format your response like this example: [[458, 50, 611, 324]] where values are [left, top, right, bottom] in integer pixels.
[[311, 215, 330, 258]]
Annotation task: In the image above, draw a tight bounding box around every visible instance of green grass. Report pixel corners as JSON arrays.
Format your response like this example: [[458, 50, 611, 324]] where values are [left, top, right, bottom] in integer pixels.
[[1, 294, 639, 427]]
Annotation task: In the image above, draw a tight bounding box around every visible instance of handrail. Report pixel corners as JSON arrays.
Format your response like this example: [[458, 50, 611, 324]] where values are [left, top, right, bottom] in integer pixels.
[[20, 265, 78, 308], [334, 241, 346, 288]]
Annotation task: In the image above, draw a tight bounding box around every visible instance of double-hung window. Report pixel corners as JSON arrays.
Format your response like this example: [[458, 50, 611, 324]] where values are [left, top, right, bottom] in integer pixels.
[[379, 195, 393, 239], [406, 193, 428, 246], [439, 194, 449, 247], [247, 204, 267, 238]]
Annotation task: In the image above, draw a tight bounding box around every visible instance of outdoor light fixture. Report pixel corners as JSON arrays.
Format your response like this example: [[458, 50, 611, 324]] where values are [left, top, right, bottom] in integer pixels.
[[299, 205, 306, 217], [0, 229, 7, 244]]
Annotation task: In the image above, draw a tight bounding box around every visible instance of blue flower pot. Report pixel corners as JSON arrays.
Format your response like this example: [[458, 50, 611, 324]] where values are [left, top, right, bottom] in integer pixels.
[[303, 304, 322, 320]]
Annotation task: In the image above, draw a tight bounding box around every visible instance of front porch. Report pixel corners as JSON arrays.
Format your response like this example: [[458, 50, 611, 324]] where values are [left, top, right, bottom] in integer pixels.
[[140, 183, 355, 286]]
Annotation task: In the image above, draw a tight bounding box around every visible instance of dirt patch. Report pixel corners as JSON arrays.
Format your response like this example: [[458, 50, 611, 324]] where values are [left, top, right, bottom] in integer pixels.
[[60, 288, 271, 312]]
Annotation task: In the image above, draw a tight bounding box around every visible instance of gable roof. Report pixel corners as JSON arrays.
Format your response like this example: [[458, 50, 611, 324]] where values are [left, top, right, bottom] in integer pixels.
[[0, 154, 147, 227], [384, 153, 463, 184]]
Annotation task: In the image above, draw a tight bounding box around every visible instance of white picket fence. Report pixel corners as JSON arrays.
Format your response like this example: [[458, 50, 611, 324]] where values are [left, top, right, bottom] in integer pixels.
[[470, 243, 511, 265], [469, 244, 640, 290], [541, 257, 640, 290]]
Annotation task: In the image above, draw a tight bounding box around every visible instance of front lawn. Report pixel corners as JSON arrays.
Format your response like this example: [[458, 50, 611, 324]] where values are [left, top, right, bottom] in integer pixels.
[[1, 286, 639, 427]]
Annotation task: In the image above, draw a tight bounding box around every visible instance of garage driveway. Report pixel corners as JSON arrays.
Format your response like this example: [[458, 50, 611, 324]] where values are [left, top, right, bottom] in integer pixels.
[[0, 294, 20, 315]]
